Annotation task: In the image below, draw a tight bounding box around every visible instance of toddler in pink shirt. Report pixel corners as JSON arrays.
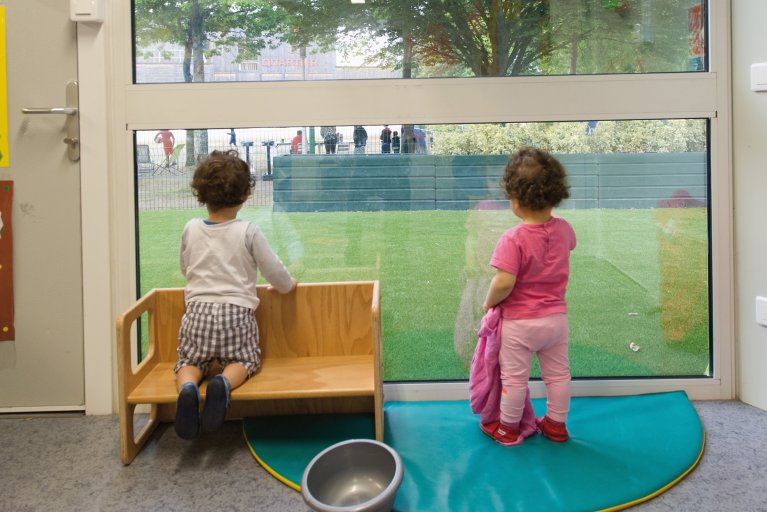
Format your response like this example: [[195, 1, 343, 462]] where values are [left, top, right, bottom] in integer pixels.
[[481, 147, 576, 446]]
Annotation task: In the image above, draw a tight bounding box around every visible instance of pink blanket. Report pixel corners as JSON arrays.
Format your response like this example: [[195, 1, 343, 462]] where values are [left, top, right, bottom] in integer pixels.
[[469, 307, 536, 437]]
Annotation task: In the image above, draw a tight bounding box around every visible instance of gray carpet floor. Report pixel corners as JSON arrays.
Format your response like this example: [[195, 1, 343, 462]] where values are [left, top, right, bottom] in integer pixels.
[[1, 400, 766, 511]]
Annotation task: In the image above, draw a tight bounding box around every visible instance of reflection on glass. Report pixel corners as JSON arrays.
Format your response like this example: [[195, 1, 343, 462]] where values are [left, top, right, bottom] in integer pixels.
[[134, 0, 707, 83], [135, 119, 710, 380]]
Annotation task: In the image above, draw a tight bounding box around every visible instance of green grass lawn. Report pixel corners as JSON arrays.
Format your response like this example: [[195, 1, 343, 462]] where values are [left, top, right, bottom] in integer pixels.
[[138, 207, 710, 381]]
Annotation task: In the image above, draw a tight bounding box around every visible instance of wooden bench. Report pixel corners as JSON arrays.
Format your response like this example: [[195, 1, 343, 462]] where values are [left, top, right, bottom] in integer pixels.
[[116, 281, 382, 465]]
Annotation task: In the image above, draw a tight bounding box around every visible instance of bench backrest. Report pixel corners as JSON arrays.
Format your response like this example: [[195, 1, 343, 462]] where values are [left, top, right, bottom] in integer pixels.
[[257, 281, 379, 358], [145, 281, 379, 362]]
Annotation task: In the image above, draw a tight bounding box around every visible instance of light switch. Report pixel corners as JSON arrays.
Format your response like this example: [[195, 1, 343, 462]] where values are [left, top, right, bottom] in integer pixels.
[[750, 63, 767, 92], [70, 0, 104, 23], [757, 296, 767, 327]]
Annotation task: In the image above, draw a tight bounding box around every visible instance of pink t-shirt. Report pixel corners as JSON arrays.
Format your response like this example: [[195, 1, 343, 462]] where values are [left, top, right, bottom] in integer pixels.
[[489, 216, 576, 319]]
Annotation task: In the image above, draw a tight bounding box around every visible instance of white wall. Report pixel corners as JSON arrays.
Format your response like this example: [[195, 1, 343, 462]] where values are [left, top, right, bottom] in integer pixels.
[[732, 1, 767, 409]]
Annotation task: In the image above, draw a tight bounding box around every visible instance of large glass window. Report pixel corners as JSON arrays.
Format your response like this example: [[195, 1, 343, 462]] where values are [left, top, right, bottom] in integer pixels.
[[135, 119, 710, 381], [133, 0, 706, 83]]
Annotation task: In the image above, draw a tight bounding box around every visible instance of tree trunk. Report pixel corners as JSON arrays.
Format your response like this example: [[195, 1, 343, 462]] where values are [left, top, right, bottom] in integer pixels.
[[183, 40, 193, 83], [184, 33, 195, 166], [190, 0, 208, 160], [401, 28, 415, 154], [570, 36, 579, 74]]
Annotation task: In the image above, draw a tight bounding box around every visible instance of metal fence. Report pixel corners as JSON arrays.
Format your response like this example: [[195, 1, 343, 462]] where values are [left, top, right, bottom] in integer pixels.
[[135, 126, 393, 210], [137, 171, 275, 211], [136, 133, 279, 211]]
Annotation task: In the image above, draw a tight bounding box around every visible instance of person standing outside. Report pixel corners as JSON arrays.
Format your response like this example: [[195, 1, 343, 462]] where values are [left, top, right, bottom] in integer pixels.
[[321, 126, 337, 154], [380, 125, 392, 153], [391, 131, 401, 154], [291, 130, 303, 154], [353, 125, 368, 154], [154, 129, 175, 167], [173, 150, 297, 440], [480, 147, 576, 446]]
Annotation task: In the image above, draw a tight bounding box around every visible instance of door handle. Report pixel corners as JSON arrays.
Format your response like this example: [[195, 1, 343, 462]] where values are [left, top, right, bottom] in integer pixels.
[[21, 107, 78, 115], [20, 81, 80, 162]]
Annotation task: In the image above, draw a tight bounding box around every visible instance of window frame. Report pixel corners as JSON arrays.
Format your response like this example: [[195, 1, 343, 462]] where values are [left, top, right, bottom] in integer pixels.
[[106, 0, 733, 401]]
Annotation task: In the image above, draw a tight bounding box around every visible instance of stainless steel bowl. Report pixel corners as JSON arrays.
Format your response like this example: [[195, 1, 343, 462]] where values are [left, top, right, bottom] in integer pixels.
[[301, 439, 403, 512]]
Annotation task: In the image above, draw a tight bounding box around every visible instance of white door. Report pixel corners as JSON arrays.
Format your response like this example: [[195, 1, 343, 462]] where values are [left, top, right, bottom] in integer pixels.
[[0, 0, 84, 409]]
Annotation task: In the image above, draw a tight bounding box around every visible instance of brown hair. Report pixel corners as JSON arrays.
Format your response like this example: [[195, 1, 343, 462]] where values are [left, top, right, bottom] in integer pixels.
[[191, 150, 253, 210], [500, 147, 570, 210]]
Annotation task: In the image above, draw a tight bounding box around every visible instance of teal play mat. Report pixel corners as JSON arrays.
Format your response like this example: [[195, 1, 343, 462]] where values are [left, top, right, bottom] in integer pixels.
[[243, 391, 704, 511]]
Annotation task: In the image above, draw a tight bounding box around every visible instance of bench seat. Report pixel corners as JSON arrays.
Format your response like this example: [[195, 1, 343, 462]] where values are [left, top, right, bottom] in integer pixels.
[[117, 281, 382, 464], [126, 356, 375, 404]]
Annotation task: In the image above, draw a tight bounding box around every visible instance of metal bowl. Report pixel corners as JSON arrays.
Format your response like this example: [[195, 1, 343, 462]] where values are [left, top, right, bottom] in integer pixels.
[[301, 439, 403, 512]]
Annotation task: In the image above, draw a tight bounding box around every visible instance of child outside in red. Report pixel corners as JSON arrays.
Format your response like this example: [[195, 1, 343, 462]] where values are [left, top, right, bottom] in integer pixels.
[[291, 130, 303, 154], [481, 147, 576, 446], [154, 129, 175, 166]]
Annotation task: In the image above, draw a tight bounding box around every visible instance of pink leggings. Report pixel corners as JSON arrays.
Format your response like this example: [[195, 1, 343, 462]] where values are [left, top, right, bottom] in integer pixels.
[[499, 314, 570, 425]]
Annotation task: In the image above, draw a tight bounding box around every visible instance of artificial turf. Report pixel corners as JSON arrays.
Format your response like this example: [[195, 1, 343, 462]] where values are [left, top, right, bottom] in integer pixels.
[[137, 207, 710, 381]]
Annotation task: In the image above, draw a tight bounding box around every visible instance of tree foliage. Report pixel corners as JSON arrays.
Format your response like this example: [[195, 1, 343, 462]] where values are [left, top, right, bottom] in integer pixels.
[[430, 120, 707, 155], [134, 0, 289, 69], [545, 0, 696, 74], [136, 0, 288, 161], [135, 0, 567, 79], [411, 0, 558, 76], [135, 0, 699, 79]]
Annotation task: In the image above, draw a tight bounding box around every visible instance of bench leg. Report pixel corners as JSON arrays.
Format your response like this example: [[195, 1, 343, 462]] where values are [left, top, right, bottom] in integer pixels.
[[374, 389, 384, 442], [374, 410, 384, 442], [119, 402, 161, 465]]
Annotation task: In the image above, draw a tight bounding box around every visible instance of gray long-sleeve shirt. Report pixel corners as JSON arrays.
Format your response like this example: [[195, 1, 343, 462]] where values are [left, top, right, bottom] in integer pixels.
[[180, 218, 294, 310]]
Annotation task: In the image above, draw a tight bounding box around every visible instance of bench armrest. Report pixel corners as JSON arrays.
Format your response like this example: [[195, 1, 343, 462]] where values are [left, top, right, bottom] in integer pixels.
[[116, 289, 163, 397]]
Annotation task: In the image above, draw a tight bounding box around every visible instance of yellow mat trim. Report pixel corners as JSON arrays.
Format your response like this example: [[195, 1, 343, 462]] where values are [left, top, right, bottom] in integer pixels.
[[241, 423, 301, 492], [597, 431, 706, 512]]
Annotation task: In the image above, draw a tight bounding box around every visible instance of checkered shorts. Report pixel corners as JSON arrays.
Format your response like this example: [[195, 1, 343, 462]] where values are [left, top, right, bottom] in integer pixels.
[[174, 301, 261, 377]]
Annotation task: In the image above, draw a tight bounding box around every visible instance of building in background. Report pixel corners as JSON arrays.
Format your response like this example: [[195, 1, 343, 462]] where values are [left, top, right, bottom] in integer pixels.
[[136, 43, 400, 83]]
